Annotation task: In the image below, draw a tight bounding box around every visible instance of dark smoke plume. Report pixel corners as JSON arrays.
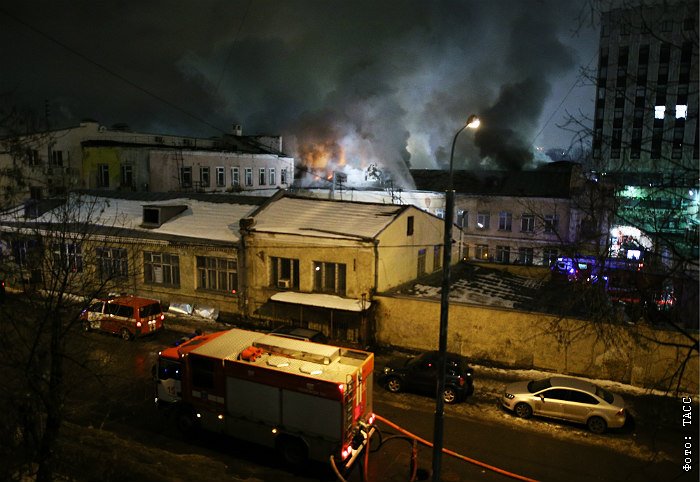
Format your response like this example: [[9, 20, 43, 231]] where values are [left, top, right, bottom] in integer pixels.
[[0, 1, 594, 187]]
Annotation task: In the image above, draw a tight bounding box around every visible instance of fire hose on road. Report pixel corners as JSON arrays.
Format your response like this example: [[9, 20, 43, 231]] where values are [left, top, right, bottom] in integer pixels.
[[331, 413, 539, 482]]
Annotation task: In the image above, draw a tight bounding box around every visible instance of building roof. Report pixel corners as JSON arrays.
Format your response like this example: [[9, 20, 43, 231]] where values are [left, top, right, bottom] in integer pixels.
[[1, 191, 264, 245], [247, 194, 410, 241], [410, 161, 578, 198]]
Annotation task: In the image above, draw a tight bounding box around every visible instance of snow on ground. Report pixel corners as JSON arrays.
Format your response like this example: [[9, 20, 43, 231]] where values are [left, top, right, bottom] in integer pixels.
[[397, 264, 546, 310], [376, 356, 695, 465]]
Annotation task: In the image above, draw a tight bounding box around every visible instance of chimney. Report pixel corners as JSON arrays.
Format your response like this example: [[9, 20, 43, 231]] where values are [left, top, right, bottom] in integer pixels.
[[233, 124, 242, 136]]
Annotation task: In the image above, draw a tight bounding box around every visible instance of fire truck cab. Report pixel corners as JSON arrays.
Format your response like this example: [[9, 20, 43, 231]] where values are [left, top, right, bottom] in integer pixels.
[[155, 328, 374, 469]]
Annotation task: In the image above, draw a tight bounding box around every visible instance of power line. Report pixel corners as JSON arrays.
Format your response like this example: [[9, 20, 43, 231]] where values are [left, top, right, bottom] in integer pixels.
[[530, 51, 598, 148], [214, 0, 254, 97], [0, 7, 227, 135]]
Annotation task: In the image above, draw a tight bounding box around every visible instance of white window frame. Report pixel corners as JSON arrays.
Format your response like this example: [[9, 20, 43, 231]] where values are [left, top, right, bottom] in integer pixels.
[[215, 167, 225, 187]]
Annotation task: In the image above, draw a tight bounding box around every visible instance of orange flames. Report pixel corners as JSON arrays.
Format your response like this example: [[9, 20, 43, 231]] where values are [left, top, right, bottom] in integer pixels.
[[298, 140, 349, 181]]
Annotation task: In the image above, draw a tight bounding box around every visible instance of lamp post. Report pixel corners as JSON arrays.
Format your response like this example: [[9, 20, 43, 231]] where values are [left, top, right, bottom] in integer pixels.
[[432, 114, 479, 481]]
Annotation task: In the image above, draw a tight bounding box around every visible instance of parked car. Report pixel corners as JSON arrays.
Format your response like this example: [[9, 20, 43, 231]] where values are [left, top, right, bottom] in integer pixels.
[[501, 376, 626, 434], [81, 295, 165, 340], [379, 351, 474, 404]]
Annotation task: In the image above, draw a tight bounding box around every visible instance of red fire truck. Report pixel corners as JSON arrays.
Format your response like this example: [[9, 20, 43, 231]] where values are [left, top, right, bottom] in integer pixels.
[[155, 328, 375, 469]]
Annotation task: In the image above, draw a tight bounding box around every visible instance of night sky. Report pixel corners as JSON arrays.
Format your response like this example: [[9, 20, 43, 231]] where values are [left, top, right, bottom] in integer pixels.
[[0, 1, 599, 186]]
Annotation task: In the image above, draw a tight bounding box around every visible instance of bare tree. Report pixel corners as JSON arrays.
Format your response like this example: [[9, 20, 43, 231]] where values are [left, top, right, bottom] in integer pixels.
[[543, 0, 699, 393], [0, 105, 143, 480]]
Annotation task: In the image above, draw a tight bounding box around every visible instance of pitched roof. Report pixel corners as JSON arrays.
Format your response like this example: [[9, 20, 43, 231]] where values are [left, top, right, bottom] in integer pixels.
[[2, 191, 263, 245], [249, 195, 409, 240], [410, 161, 578, 198]]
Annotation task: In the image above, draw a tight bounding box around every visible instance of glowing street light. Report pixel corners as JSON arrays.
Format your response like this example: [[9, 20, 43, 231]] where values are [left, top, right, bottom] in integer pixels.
[[432, 114, 480, 482]]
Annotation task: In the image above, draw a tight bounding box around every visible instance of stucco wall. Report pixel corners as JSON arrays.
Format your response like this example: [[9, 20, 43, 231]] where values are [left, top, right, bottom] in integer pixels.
[[243, 233, 375, 315], [376, 207, 451, 292], [375, 294, 699, 393]]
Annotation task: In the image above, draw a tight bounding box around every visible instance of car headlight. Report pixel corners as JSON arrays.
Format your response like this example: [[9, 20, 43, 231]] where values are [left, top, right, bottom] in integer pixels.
[[504, 393, 514, 399]]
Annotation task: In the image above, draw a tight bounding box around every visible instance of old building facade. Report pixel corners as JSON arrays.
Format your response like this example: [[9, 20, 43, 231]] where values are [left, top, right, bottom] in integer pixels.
[[0, 120, 294, 202]]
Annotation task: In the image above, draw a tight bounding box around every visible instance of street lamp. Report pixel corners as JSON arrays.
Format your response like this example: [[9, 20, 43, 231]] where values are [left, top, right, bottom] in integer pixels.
[[432, 114, 480, 481]]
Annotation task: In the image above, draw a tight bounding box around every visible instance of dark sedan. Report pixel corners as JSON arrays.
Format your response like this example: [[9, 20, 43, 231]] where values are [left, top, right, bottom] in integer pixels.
[[379, 351, 474, 403]]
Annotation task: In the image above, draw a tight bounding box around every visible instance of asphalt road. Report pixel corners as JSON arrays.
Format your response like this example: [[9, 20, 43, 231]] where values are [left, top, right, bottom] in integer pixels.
[[62, 318, 697, 482]]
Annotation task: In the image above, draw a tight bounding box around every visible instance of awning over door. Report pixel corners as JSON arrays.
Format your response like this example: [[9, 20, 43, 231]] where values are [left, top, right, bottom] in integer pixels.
[[270, 292, 371, 312]]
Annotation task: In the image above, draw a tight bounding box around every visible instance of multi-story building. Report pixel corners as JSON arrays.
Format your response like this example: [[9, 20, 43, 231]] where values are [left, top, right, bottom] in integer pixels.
[[411, 162, 607, 267], [592, 1, 699, 264], [593, 1, 698, 170], [0, 120, 294, 202]]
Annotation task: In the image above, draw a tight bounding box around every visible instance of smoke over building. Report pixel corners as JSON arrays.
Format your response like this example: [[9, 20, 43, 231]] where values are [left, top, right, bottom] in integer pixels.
[[1, 1, 595, 190]]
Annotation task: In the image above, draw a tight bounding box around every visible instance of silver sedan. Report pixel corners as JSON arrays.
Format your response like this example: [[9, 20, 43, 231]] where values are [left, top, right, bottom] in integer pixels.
[[502, 376, 626, 434]]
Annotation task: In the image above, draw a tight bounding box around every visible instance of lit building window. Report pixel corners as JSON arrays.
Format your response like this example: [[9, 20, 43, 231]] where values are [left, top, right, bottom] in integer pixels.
[[654, 106, 665, 119], [676, 105, 688, 119]]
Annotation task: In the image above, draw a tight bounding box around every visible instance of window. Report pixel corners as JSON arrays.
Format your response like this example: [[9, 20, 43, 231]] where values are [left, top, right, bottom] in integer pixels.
[[496, 245, 510, 263], [216, 167, 225, 187], [407, 216, 414, 236], [655, 106, 665, 119], [259, 168, 266, 186], [542, 248, 558, 266], [121, 165, 133, 187], [29, 187, 42, 200], [544, 215, 559, 234], [457, 210, 467, 229], [97, 164, 109, 188], [52, 242, 83, 272], [542, 389, 571, 401], [269, 168, 276, 185], [676, 105, 688, 119], [12, 239, 39, 268], [27, 149, 40, 166], [521, 214, 535, 232], [144, 252, 180, 286], [417, 248, 426, 276], [477, 212, 490, 230], [231, 167, 240, 186], [313, 261, 346, 295], [50, 150, 63, 167], [96, 247, 128, 280], [197, 256, 238, 293], [631, 128, 642, 158], [651, 127, 663, 158], [200, 167, 210, 188], [180, 167, 192, 188], [475, 244, 489, 260], [271, 256, 299, 289], [673, 121, 685, 159], [244, 168, 253, 186], [518, 247, 534, 265], [433, 245, 442, 271], [281, 168, 288, 185], [498, 211, 512, 231]]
